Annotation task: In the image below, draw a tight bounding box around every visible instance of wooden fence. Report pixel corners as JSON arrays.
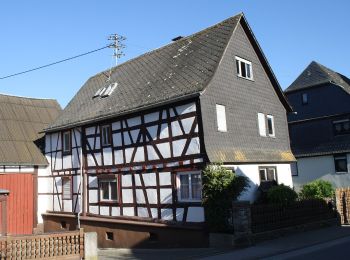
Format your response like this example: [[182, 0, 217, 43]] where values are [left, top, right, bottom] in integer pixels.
[[0, 229, 84, 259], [250, 199, 335, 233]]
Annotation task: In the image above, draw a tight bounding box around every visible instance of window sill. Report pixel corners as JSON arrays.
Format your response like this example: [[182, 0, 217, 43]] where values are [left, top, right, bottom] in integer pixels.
[[237, 75, 254, 81]]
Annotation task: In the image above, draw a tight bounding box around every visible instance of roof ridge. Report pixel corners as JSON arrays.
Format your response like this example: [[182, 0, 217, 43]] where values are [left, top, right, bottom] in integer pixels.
[[91, 13, 243, 80], [0, 92, 58, 101]]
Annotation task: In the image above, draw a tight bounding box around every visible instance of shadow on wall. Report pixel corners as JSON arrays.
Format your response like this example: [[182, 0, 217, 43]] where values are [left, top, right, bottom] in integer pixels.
[[234, 167, 259, 203]]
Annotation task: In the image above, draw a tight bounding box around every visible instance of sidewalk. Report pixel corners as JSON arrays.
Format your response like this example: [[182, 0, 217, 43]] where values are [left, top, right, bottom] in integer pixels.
[[98, 225, 350, 259]]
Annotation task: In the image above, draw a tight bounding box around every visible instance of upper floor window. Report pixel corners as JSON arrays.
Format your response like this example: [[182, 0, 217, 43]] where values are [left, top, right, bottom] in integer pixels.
[[99, 178, 118, 202], [259, 167, 277, 182], [267, 115, 275, 137], [62, 131, 71, 154], [235, 56, 253, 80], [177, 172, 202, 202], [334, 155, 348, 173], [302, 93, 308, 105], [101, 125, 112, 146], [333, 119, 350, 136], [216, 104, 227, 132], [62, 177, 72, 200]]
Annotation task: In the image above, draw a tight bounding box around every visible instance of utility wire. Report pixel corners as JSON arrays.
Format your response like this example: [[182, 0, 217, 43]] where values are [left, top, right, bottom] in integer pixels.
[[0, 44, 111, 80]]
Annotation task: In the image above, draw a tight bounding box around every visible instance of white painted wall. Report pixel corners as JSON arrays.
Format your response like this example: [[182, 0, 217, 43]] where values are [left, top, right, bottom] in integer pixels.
[[225, 163, 293, 203], [37, 166, 53, 223], [293, 153, 350, 191]]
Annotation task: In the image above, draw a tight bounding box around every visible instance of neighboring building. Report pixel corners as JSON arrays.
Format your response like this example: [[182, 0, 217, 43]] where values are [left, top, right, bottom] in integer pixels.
[[285, 61, 350, 190], [41, 13, 295, 248], [0, 94, 61, 235]]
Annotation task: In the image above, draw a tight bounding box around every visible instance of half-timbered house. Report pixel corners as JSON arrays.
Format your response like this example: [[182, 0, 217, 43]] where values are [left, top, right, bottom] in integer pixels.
[[0, 94, 61, 235], [41, 13, 295, 248]]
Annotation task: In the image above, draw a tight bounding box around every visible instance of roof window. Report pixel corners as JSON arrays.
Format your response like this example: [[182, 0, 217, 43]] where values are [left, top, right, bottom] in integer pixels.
[[93, 82, 118, 99]]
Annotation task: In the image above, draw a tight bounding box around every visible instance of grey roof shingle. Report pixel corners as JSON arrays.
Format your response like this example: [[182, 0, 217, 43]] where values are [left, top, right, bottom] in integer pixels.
[[0, 94, 61, 165], [46, 14, 243, 132], [285, 61, 350, 94]]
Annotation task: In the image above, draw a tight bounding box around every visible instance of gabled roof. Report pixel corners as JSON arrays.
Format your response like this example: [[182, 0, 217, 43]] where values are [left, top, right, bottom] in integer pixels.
[[46, 13, 291, 132], [0, 94, 61, 165], [285, 61, 350, 94]]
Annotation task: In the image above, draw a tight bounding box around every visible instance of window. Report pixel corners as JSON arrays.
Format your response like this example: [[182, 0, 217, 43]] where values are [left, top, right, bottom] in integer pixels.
[[333, 119, 350, 136], [259, 167, 277, 182], [62, 177, 71, 200], [334, 155, 348, 173], [101, 125, 112, 146], [267, 115, 275, 137], [235, 56, 253, 80], [99, 179, 118, 201], [302, 93, 308, 105], [62, 131, 71, 154], [178, 172, 202, 201], [258, 113, 266, 137], [93, 82, 118, 98], [216, 104, 227, 132]]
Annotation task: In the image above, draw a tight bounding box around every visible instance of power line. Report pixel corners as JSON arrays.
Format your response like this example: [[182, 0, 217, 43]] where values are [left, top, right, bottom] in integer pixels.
[[0, 45, 111, 80]]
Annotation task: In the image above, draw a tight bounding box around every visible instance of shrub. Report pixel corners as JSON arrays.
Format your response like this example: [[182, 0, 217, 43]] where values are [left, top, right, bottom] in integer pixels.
[[202, 164, 249, 232], [299, 179, 334, 199], [267, 184, 298, 205]]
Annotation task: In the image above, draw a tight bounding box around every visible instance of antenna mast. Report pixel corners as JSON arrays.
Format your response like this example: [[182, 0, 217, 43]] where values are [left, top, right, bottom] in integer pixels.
[[108, 34, 126, 66]]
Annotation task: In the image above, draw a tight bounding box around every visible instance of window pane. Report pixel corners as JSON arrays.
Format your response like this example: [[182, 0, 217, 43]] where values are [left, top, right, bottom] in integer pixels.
[[191, 174, 202, 199], [100, 182, 109, 200], [110, 181, 117, 200], [302, 93, 308, 104], [63, 132, 70, 152], [180, 175, 189, 199], [267, 117, 273, 135], [259, 169, 266, 181], [62, 178, 71, 199], [246, 63, 251, 78], [236, 60, 240, 75], [241, 62, 246, 77], [102, 126, 111, 145], [267, 168, 276, 181], [335, 157, 348, 172]]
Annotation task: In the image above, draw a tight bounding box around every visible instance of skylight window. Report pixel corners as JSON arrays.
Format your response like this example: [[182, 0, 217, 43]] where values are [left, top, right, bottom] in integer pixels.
[[93, 82, 118, 99]]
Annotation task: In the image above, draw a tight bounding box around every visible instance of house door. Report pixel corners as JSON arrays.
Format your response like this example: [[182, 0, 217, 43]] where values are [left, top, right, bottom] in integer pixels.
[[0, 173, 34, 234]]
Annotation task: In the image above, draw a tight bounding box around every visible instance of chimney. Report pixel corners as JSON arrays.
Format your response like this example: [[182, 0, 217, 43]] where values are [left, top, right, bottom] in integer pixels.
[[172, 36, 183, 42]]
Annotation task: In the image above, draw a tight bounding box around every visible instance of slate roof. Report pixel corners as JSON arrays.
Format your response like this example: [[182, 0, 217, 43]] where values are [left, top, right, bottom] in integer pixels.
[[0, 94, 61, 165], [285, 61, 350, 94], [46, 13, 291, 132]]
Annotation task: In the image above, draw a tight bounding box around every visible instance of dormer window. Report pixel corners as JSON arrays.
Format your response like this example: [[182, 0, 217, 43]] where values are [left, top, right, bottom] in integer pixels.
[[235, 56, 253, 80], [302, 93, 308, 105]]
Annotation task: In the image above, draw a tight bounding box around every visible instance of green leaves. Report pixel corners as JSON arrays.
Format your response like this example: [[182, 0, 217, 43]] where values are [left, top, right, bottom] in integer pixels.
[[299, 180, 334, 199], [267, 184, 298, 206]]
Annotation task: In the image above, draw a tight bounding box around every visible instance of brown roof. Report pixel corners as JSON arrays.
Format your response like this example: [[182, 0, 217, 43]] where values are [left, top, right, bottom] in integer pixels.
[[0, 94, 61, 166]]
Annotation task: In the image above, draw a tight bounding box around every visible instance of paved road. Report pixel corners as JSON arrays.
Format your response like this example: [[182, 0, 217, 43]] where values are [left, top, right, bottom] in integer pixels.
[[262, 236, 350, 260]]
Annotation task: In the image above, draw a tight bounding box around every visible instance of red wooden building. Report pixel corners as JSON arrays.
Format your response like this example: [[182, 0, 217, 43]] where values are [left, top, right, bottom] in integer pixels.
[[0, 94, 61, 235]]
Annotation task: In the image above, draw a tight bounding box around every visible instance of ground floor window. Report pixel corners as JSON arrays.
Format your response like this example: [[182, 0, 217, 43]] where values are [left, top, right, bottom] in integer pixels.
[[177, 171, 202, 202], [334, 155, 348, 173], [99, 178, 118, 201], [259, 167, 277, 182]]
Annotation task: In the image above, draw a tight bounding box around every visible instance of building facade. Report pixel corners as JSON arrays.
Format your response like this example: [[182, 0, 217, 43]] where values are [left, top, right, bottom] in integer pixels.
[[285, 61, 350, 190], [41, 13, 295, 248]]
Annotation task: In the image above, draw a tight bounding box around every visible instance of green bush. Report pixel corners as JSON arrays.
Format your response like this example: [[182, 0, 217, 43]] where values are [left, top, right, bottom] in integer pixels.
[[299, 179, 334, 199], [267, 184, 298, 205], [202, 164, 249, 232]]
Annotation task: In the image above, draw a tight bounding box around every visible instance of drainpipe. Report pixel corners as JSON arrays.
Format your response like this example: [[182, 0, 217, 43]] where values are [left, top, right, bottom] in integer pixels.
[[77, 128, 83, 229]]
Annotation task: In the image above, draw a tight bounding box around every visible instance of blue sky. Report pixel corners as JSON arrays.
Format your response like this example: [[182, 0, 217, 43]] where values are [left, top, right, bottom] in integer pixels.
[[0, 0, 349, 108]]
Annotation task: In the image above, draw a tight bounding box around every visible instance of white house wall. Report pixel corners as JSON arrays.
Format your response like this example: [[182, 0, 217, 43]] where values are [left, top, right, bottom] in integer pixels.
[[226, 163, 293, 203], [293, 153, 350, 191]]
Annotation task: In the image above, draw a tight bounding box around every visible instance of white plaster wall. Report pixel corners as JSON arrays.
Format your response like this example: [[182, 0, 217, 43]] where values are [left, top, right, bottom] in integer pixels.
[[293, 154, 350, 191], [37, 166, 53, 223], [226, 163, 293, 203]]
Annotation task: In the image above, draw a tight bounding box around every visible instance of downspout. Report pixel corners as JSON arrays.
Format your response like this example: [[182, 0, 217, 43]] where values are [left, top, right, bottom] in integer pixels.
[[77, 127, 83, 229]]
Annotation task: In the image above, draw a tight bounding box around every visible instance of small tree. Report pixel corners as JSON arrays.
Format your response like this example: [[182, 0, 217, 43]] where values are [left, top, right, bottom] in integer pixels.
[[267, 184, 298, 205], [202, 164, 249, 232], [299, 179, 334, 199]]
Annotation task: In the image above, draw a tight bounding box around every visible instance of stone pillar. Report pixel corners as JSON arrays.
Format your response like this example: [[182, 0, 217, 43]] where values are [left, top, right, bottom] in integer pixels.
[[84, 232, 98, 260], [232, 201, 252, 247]]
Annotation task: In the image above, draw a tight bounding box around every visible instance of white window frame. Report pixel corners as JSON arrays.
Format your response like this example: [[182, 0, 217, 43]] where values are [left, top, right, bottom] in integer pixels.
[[216, 104, 227, 132], [259, 167, 277, 182], [177, 171, 202, 202], [334, 155, 348, 174], [101, 125, 111, 146], [235, 56, 253, 80], [62, 131, 71, 153], [99, 179, 118, 202], [258, 113, 266, 137], [267, 115, 275, 137]]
